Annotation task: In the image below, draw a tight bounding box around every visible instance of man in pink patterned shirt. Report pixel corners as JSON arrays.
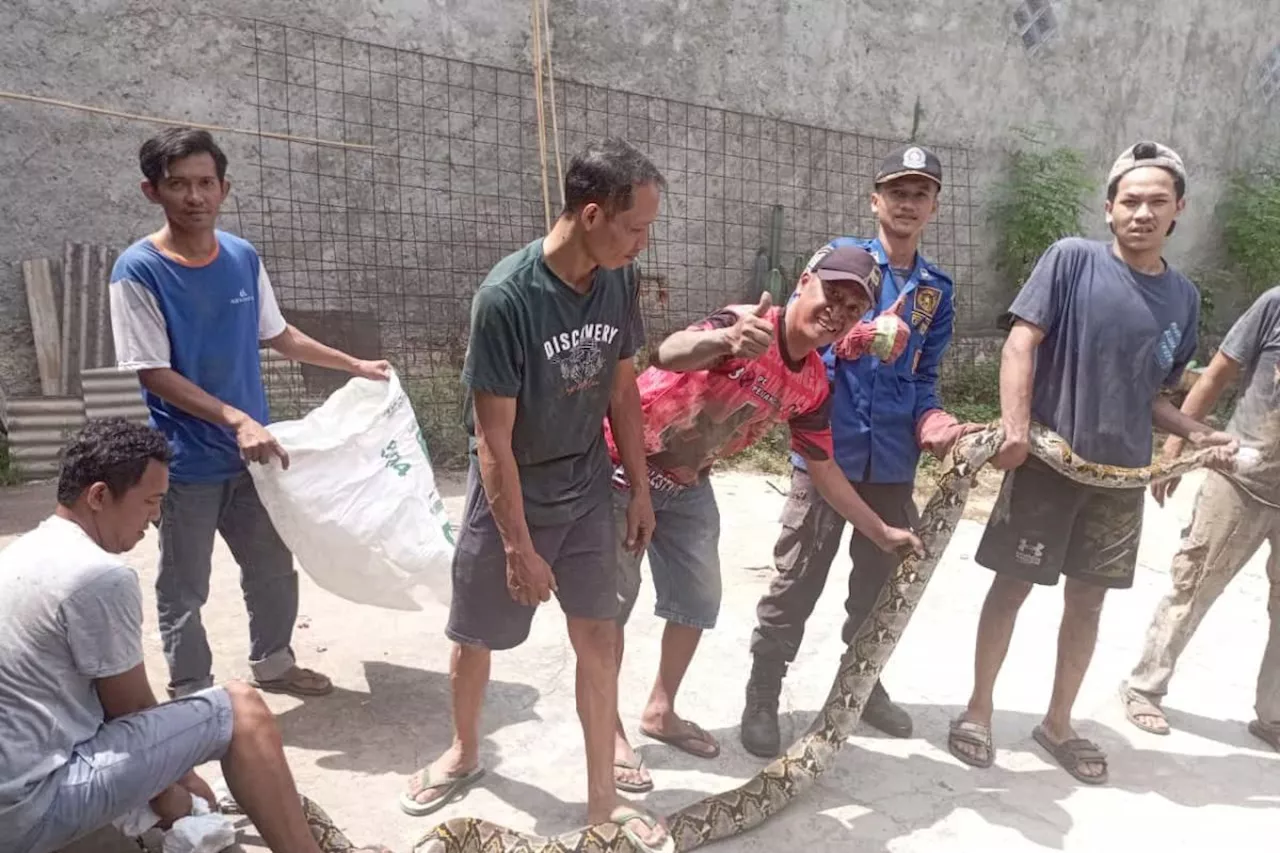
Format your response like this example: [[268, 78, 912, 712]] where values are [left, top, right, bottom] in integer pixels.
[[603, 242, 923, 790]]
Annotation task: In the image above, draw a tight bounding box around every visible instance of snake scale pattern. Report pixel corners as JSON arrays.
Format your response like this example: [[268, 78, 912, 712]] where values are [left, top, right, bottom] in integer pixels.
[[297, 422, 1231, 853]]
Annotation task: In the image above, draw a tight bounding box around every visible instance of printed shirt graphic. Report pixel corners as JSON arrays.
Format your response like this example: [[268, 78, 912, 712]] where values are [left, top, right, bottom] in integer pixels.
[[605, 305, 833, 487], [462, 239, 644, 526], [109, 231, 287, 483], [1002, 238, 1200, 468]]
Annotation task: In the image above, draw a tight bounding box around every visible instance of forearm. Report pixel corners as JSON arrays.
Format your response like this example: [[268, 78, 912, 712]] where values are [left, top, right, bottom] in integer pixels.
[[266, 325, 360, 373], [653, 328, 730, 372], [138, 368, 253, 429], [475, 433, 535, 556], [1151, 397, 1215, 442], [1162, 358, 1236, 453], [608, 373, 651, 497], [807, 458, 888, 542], [999, 338, 1036, 440]]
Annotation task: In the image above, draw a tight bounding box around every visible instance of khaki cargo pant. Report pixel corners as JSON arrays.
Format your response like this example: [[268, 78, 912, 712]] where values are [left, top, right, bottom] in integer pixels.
[[1128, 471, 1280, 723]]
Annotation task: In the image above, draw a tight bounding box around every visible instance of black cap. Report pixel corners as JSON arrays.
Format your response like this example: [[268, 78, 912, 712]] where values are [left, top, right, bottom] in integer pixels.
[[875, 144, 943, 188]]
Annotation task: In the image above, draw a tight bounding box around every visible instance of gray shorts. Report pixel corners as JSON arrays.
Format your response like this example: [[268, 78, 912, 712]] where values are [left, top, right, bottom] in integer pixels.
[[614, 472, 722, 630], [12, 688, 234, 853], [446, 465, 619, 651]]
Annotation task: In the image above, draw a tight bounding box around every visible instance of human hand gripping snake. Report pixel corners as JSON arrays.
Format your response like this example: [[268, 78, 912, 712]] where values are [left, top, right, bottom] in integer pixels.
[[287, 422, 1251, 853]]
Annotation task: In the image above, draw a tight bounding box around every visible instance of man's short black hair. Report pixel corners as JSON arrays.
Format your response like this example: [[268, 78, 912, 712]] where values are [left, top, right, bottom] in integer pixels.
[[561, 138, 666, 217], [139, 127, 229, 186], [57, 418, 171, 507]]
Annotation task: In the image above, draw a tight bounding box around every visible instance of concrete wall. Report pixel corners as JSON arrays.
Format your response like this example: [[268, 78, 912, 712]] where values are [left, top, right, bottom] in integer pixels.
[[2, 0, 1279, 400]]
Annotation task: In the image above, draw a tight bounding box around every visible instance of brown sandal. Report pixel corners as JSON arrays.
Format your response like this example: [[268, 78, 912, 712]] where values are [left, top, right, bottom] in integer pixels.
[[252, 665, 334, 697], [1032, 725, 1108, 785]]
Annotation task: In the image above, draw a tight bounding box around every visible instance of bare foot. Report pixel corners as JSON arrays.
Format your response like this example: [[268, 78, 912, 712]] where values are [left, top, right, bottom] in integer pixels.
[[403, 745, 479, 807]]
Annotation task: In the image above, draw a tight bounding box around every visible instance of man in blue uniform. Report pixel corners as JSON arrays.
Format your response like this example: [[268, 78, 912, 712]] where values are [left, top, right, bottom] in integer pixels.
[[740, 144, 980, 756]]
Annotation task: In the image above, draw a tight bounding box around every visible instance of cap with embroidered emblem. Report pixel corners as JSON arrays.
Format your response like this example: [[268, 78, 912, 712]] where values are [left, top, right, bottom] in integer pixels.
[[804, 242, 882, 305], [875, 144, 943, 188]]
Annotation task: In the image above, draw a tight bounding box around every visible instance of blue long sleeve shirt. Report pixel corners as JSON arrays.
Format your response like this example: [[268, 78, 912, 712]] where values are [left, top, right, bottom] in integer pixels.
[[792, 236, 956, 484]]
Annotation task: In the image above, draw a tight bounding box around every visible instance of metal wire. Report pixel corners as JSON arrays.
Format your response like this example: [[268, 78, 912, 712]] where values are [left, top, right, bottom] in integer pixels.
[[232, 19, 979, 463]]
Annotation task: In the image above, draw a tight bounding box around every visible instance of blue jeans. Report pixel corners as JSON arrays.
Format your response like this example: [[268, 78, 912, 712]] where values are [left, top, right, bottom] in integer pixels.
[[157, 472, 299, 696], [613, 475, 722, 630], [11, 688, 234, 853]]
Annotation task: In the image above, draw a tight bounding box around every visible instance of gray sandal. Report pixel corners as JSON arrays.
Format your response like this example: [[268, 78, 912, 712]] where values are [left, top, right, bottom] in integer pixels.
[[1120, 685, 1170, 735], [398, 765, 486, 817]]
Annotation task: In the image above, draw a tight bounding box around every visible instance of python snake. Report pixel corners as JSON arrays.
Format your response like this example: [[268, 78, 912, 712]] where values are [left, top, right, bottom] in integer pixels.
[[298, 422, 1240, 853]]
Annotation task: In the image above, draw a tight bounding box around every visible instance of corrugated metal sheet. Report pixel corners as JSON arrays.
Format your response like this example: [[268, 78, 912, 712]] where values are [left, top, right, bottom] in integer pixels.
[[3, 397, 86, 480], [81, 367, 149, 424]]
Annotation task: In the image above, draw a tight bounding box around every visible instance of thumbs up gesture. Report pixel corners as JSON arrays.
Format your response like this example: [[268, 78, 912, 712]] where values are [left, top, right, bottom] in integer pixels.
[[722, 292, 775, 360]]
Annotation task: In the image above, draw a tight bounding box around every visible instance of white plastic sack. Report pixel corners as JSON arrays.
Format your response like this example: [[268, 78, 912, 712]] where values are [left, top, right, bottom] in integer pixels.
[[161, 797, 235, 853], [248, 370, 455, 611]]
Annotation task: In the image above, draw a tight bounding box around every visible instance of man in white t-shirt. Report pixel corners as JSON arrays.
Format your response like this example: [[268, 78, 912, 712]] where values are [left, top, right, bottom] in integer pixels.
[[0, 418, 388, 853]]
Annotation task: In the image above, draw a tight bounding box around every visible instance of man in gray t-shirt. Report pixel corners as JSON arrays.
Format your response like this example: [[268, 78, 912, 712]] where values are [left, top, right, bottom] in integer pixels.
[[0, 418, 389, 853], [399, 138, 671, 852], [946, 142, 1238, 786], [1122, 285, 1280, 750]]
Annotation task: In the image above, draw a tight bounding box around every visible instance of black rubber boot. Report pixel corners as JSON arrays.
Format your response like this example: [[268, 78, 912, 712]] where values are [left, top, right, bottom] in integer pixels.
[[740, 656, 787, 757], [861, 680, 913, 738]]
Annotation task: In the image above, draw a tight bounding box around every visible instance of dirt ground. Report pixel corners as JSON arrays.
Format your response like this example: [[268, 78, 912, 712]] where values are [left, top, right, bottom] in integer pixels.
[[6, 463, 1278, 853]]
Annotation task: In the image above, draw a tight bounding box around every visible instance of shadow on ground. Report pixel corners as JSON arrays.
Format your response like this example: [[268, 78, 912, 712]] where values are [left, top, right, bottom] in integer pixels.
[[274, 661, 543, 776], [604, 702, 1280, 852]]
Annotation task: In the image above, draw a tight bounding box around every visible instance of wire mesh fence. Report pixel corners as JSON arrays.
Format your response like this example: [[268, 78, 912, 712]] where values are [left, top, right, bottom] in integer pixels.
[[230, 18, 980, 465]]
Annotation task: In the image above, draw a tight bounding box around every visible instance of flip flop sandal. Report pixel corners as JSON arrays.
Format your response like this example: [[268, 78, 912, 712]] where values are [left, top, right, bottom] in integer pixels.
[[1120, 685, 1170, 735], [614, 756, 654, 793], [251, 666, 334, 697], [639, 720, 721, 759], [398, 765, 486, 817], [947, 717, 994, 768], [609, 806, 675, 853], [1248, 719, 1280, 752], [1032, 725, 1108, 785]]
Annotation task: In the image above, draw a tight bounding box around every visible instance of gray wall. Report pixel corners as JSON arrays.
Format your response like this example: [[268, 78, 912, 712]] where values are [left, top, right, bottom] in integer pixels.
[[3, 0, 1279, 400]]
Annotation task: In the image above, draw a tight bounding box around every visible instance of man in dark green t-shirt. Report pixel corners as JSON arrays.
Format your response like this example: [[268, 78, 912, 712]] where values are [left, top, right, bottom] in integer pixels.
[[398, 138, 670, 851]]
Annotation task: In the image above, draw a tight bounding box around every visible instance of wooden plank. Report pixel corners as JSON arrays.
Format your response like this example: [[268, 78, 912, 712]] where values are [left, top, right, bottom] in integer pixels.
[[21, 258, 62, 396], [78, 242, 90, 379], [94, 245, 110, 368], [60, 242, 73, 394]]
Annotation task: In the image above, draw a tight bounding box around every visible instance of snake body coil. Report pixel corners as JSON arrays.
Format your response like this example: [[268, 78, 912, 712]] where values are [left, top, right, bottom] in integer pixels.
[[302, 423, 1230, 853]]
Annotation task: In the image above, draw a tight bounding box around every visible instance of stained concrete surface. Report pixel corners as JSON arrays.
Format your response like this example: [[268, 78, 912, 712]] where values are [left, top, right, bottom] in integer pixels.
[[4, 466, 1278, 853]]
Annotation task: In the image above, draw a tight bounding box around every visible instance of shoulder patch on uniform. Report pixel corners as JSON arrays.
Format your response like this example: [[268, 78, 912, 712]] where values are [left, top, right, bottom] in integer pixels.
[[912, 285, 942, 329]]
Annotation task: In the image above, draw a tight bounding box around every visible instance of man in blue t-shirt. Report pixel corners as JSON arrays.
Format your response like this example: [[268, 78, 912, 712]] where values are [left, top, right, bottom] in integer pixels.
[[109, 128, 390, 699], [947, 142, 1238, 785]]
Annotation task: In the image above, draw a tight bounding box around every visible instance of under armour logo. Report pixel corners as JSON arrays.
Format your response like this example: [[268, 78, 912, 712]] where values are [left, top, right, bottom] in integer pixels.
[[1015, 538, 1045, 566]]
